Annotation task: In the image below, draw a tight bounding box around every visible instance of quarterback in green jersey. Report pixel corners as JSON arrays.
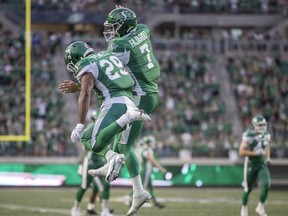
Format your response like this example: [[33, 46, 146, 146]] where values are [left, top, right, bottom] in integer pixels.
[[239, 115, 271, 216], [101, 7, 161, 215], [63, 41, 151, 184]]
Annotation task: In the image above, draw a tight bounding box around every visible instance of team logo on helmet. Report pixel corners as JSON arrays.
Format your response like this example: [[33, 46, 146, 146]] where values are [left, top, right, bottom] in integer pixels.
[[252, 115, 267, 134]]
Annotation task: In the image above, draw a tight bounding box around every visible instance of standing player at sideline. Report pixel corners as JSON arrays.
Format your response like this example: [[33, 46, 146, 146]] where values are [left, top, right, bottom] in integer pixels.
[[89, 6, 161, 216], [62, 41, 151, 184], [239, 115, 271, 216]]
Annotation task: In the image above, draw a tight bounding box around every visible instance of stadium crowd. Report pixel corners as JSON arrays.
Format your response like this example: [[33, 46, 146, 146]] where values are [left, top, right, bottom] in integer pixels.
[[0, 31, 75, 156], [227, 54, 288, 158], [3, 0, 287, 15], [148, 50, 232, 158], [0, 0, 287, 159], [1, 33, 287, 158]]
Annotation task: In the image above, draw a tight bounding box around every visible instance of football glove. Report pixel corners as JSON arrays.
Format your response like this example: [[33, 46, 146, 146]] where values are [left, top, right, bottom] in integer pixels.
[[71, 123, 84, 143], [266, 158, 272, 166]]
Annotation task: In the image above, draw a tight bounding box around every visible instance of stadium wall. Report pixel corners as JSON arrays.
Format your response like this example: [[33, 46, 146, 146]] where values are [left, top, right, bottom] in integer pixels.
[[0, 158, 287, 188]]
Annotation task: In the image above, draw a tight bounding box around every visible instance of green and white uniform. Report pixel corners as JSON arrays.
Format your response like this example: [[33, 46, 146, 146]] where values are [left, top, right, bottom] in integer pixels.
[[108, 24, 160, 177], [74, 122, 110, 205], [242, 128, 271, 205], [140, 146, 154, 189], [74, 50, 137, 155], [82, 122, 111, 199]]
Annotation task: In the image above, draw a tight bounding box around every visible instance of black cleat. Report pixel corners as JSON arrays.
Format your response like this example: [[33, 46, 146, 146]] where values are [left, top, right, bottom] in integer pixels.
[[86, 209, 98, 215], [155, 203, 165, 209]]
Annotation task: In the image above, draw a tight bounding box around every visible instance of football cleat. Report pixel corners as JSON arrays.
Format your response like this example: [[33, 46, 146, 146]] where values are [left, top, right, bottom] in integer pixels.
[[71, 206, 81, 216], [100, 208, 113, 216], [255, 203, 267, 216], [86, 209, 99, 215], [106, 154, 125, 182], [241, 206, 248, 216], [155, 202, 165, 209], [88, 154, 125, 182], [88, 163, 109, 178], [125, 108, 151, 123], [127, 190, 151, 216]]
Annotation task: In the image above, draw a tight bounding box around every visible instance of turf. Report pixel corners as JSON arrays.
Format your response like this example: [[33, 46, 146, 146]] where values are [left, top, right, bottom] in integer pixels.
[[0, 187, 287, 216]]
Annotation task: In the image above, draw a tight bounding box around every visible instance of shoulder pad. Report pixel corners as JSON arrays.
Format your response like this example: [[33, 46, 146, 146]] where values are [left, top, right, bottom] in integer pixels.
[[243, 129, 256, 138], [108, 40, 125, 52], [96, 50, 110, 58], [75, 58, 92, 71]]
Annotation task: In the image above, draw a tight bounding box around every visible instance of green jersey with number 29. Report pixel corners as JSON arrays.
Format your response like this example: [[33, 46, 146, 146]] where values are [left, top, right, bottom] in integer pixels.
[[74, 50, 135, 103], [242, 128, 271, 164], [108, 24, 160, 96]]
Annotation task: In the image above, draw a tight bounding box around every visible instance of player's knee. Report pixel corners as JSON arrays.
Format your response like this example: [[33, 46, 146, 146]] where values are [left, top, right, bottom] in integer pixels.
[[104, 182, 110, 189], [91, 143, 102, 153], [262, 182, 271, 190], [246, 187, 253, 194]]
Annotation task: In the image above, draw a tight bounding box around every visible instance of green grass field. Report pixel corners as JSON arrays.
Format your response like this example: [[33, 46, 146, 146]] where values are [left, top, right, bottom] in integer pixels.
[[0, 187, 287, 216]]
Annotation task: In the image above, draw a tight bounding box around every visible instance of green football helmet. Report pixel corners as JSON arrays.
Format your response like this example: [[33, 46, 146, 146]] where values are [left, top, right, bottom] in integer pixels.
[[103, 7, 137, 42], [64, 41, 94, 74], [252, 115, 267, 134]]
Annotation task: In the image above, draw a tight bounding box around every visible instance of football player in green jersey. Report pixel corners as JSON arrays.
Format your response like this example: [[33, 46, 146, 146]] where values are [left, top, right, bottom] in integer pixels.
[[100, 7, 161, 215], [63, 41, 151, 183], [125, 135, 167, 209], [69, 112, 113, 216], [239, 115, 271, 216]]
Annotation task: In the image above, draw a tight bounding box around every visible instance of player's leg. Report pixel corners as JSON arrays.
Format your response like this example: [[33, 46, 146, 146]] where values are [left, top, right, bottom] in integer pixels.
[[142, 170, 156, 207], [241, 160, 257, 216], [255, 165, 270, 216], [88, 104, 130, 182], [148, 176, 164, 208], [119, 94, 159, 177], [86, 180, 100, 215], [100, 178, 114, 216], [91, 102, 150, 156], [71, 158, 94, 216], [123, 94, 159, 216], [88, 99, 151, 182]]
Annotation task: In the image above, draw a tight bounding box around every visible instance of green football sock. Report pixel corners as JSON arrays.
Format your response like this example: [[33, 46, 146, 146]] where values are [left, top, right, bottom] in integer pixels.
[[118, 144, 139, 177]]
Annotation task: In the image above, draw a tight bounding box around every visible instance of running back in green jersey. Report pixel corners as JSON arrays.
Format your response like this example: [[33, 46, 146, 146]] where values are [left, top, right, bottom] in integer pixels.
[[74, 50, 135, 102], [108, 24, 160, 95], [242, 128, 271, 164]]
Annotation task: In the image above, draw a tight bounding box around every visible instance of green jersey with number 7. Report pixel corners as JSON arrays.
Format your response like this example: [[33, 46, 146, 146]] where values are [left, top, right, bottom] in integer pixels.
[[107, 24, 160, 96]]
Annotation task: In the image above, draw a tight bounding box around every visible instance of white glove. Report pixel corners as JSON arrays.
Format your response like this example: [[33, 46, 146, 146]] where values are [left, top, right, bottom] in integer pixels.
[[71, 123, 84, 143], [77, 164, 83, 176], [266, 158, 272, 165], [255, 149, 265, 156]]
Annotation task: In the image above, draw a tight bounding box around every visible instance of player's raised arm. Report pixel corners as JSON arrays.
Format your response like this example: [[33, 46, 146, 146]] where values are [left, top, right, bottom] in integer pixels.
[[77, 73, 94, 125]]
